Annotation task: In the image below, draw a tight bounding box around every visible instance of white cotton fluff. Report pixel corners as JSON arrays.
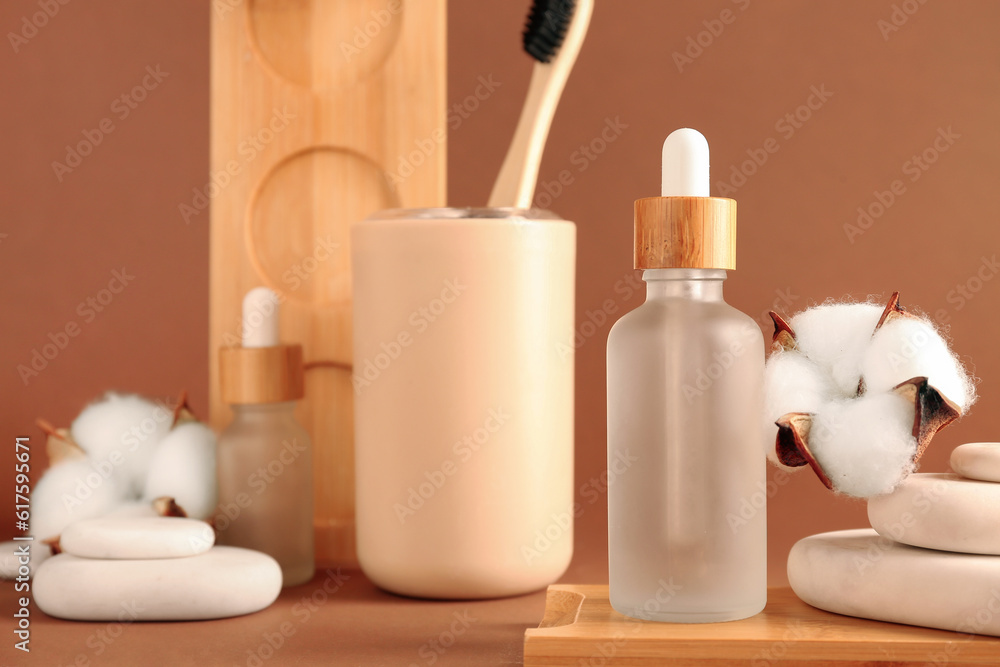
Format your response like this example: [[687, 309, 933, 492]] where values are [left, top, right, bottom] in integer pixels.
[[70, 392, 173, 497], [862, 317, 976, 412], [808, 392, 918, 498], [106, 500, 159, 518], [789, 302, 884, 397], [143, 422, 218, 520], [763, 297, 974, 498], [762, 349, 838, 468], [29, 458, 126, 541]]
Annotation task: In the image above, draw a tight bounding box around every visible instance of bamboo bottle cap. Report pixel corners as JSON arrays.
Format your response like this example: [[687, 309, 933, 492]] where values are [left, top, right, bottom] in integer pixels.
[[219, 344, 304, 404], [635, 128, 736, 270], [633, 196, 736, 270], [220, 287, 304, 404]]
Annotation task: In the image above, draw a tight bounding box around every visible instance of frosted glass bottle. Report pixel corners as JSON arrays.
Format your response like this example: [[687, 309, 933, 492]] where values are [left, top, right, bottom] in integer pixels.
[[607, 268, 766, 622], [217, 287, 314, 588], [216, 402, 315, 587]]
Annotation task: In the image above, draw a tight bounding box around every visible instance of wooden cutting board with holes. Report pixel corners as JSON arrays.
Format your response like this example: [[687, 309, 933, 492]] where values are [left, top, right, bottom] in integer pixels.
[[209, 0, 446, 567], [524, 586, 1000, 665]]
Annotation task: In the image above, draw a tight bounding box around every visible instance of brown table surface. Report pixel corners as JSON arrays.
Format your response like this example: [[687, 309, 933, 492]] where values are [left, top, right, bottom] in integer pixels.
[[3, 568, 546, 666], [6, 572, 996, 666]]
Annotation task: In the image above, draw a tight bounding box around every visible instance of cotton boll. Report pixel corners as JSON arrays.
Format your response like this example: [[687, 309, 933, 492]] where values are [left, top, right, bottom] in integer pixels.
[[0, 540, 50, 579], [763, 350, 838, 422], [862, 317, 976, 412], [808, 393, 917, 498], [143, 422, 218, 520], [765, 296, 970, 496], [106, 500, 158, 518], [71, 392, 173, 496], [762, 350, 838, 467], [789, 303, 883, 397], [29, 459, 126, 541]]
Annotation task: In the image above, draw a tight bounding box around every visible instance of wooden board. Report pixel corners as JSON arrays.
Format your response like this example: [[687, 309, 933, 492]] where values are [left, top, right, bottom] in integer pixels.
[[524, 586, 1000, 665], [209, 0, 446, 567]]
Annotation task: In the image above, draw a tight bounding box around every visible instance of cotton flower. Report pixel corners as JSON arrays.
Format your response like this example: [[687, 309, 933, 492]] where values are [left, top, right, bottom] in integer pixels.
[[763, 293, 975, 498], [23, 392, 217, 556], [143, 422, 217, 520], [29, 457, 126, 542], [70, 392, 172, 497]]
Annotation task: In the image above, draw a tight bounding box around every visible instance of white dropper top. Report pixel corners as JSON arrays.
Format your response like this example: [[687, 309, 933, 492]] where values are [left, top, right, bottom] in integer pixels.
[[242, 287, 280, 348], [661, 128, 710, 197]]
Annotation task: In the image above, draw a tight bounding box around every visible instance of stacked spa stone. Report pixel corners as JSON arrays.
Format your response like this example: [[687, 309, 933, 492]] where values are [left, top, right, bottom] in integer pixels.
[[788, 443, 1000, 637], [33, 517, 282, 621]]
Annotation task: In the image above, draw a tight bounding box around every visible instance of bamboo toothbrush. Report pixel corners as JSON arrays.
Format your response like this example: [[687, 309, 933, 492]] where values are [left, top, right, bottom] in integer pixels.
[[488, 0, 594, 209]]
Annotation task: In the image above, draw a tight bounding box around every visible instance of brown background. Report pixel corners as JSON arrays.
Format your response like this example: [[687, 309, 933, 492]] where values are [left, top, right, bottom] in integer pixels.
[[2, 0, 999, 643]]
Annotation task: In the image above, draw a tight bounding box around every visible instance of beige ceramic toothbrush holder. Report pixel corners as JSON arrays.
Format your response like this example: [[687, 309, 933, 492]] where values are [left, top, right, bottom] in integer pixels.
[[351, 207, 575, 599]]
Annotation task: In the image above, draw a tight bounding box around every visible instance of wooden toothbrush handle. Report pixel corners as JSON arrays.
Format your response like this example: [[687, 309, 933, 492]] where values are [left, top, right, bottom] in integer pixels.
[[488, 61, 559, 209], [488, 0, 594, 210]]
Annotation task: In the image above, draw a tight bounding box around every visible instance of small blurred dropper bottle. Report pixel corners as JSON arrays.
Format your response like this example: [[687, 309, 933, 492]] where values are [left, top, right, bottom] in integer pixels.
[[607, 129, 766, 622], [217, 287, 315, 586]]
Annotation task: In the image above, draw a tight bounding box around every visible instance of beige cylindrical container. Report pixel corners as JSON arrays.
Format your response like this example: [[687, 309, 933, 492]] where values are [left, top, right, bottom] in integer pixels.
[[351, 207, 575, 599]]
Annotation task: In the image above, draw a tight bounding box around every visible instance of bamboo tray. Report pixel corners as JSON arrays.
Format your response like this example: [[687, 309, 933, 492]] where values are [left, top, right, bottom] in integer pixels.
[[524, 586, 1000, 665]]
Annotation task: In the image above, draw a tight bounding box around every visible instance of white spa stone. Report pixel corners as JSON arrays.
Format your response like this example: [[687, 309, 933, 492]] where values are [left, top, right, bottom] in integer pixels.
[[0, 541, 50, 579], [33, 546, 282, 621], [788, 529, 1000, 637], [867, 473, 1000, 555], [951, 443, 1000, 483], [60, 517, 215, 559]]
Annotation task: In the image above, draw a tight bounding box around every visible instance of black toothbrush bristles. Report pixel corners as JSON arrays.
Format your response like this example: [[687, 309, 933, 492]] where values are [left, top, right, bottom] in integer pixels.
[[523, 0, 576, 63]]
